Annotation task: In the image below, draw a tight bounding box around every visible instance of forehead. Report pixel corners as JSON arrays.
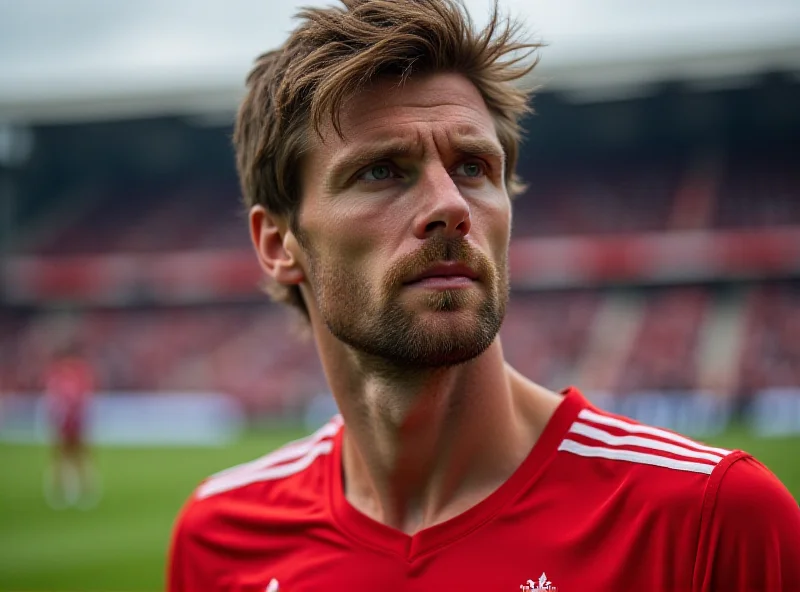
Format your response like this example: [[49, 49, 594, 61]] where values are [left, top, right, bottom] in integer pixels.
[[318, 72, 498, 150]]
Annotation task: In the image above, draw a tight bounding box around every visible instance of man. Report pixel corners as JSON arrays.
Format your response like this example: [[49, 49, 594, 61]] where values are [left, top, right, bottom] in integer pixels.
[[169, 1, 800, 590], [43, 343, 99, 509]]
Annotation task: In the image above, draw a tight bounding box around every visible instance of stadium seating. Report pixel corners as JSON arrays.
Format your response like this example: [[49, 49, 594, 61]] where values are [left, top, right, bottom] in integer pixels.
[[4, 282, 798, 415], [615, 287, 709, 393], [24, 146, 799, 258], [4, 132, 799, 415], [738, 284, 800, 392], [513, 156, 680, 237], [716, 147, 800, 229]]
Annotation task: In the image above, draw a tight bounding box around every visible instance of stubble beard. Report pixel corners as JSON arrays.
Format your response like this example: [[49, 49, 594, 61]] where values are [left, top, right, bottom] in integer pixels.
[[300, 233, 509, 369]]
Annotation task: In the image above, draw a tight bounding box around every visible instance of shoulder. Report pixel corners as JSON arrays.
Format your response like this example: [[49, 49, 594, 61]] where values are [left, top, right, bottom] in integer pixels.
[[553, 401, 800, 588], [557, 405, 733, 485], [199, 415, 342, 499], [707, 453, 798, 517], [174, 416, 343, 538], [547, 403, 737, 546], [700, 454, 800, 547], [693, 454, 800, 590], [168, 416, 343, 589], [551, 403, 739, 532]]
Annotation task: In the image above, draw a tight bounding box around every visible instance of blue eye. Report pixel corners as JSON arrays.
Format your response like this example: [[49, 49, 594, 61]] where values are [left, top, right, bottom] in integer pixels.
[[456, 162, 484, 178], [363, 165, 392, 181]]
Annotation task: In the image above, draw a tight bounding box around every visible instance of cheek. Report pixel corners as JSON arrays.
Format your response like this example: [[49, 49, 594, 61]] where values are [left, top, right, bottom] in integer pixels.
[[307, 224, 387, 286], [323, 203, 406, 265], [474, 198, 512, 252]]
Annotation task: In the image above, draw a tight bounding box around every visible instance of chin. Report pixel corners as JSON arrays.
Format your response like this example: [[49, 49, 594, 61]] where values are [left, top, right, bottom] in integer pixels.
[[416, 335, 496, 368], [421, 288, 484, 313]]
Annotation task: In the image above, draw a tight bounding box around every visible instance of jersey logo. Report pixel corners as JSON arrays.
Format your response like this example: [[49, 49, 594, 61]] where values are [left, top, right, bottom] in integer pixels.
[[520, 572, 558, 590], [266, 578, 279, 592]]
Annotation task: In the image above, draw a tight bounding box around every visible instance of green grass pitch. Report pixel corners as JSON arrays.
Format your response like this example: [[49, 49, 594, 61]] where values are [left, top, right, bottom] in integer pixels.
[[1, 427, 798, 591]]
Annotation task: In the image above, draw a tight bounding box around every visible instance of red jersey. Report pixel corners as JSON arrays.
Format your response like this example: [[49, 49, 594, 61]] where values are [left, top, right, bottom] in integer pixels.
[[169, 388, 800, 591], [45, 357, 94, 434]]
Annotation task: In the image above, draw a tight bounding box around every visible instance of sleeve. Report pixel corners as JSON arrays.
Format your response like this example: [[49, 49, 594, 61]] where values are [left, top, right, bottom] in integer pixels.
[[167, 499, 211, 592], [693, 453, 800, 592]]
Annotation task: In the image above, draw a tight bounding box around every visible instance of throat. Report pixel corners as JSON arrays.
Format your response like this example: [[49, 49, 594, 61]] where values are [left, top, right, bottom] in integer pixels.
[[339, 355, 529, 534]]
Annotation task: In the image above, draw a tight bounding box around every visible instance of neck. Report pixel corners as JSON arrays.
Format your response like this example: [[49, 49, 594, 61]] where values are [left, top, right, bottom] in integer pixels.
[[314, 325, 562, 534]]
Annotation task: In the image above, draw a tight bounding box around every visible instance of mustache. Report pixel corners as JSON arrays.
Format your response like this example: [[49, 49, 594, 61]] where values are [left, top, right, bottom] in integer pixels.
[[385, 236, 491, 288]]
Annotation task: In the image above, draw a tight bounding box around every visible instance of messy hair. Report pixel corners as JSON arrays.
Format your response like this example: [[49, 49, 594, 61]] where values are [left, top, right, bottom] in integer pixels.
[[234, 0, 541, 318]]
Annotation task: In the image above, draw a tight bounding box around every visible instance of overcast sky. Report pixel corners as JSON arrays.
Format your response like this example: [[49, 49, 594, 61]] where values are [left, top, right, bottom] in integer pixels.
[[1, 0, 799, 101]]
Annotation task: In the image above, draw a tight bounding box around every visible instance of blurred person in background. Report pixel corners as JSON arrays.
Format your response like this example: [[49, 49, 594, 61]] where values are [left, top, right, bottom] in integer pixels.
[[169, 1, 800, 590], [43, 342, 100, 509]]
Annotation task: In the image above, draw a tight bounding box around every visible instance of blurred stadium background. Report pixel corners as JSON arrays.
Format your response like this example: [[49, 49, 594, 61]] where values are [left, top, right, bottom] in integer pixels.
[[1, 1, 800, 590]]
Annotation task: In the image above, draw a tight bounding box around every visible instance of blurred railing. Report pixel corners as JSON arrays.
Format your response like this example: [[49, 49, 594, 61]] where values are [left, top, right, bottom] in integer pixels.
[[3, 388, 800, 443], [4, 227, 800, 305]]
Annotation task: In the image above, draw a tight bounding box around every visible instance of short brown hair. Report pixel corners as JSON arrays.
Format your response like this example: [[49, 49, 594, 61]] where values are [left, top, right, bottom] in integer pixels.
[[235, 0, 541, 318]]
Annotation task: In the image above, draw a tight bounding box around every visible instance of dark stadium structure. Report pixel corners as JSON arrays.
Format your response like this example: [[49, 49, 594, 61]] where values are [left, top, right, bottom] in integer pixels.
[[2, 73, 799, 419]]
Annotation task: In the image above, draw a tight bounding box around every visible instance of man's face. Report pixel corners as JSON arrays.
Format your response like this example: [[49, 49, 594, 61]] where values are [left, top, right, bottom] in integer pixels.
[[292, 72, 511, 368]]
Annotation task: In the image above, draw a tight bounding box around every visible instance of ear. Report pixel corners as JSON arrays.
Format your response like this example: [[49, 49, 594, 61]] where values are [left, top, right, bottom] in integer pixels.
[[249, 205, 305, 286]]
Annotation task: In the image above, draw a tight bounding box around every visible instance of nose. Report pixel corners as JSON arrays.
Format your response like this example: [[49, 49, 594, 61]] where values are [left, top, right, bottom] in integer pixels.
[[412, 166, 472, 240]]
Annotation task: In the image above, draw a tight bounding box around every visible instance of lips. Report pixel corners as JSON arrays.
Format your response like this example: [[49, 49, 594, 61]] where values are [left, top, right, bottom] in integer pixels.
[[404, 262, 479, 284]]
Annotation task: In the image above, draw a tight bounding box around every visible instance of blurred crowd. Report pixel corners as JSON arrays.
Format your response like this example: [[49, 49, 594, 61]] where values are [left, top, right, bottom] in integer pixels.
[[21, 144, 800, 257], [3, 283, 800, 416], [2, 142, 799, 416]]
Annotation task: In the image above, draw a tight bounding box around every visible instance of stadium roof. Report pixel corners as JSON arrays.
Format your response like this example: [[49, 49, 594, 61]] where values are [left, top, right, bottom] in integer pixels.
[[1, 0, 800, 123]]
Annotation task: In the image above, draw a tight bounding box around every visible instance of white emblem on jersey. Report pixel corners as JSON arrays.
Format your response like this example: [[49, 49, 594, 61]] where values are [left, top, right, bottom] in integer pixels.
[[520, 572, 558, 590], [266, 578, 279, 592]]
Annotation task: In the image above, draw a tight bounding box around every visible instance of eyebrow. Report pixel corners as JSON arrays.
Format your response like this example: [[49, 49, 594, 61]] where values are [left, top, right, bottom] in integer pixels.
[[325, 134, 506, 187], [448, 134, 506, 162]]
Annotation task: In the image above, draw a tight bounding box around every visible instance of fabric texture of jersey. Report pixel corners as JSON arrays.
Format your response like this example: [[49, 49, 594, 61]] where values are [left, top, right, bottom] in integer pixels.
[[168, 388, 800, 591]]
